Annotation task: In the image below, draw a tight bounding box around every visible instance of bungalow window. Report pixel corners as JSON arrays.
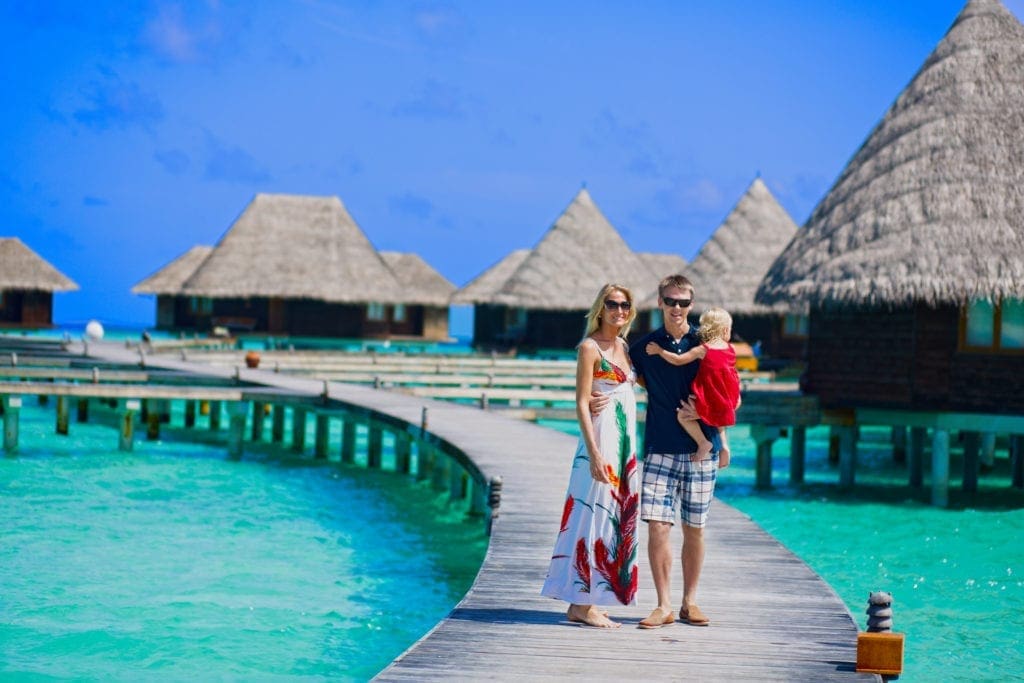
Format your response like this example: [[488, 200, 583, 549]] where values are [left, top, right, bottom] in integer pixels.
[[783, 314, 808, 337], [962, 298, 1024, 351], [189, 297, 212, 315], [392, 304, 406, 323], [367, 303, 386, 321]]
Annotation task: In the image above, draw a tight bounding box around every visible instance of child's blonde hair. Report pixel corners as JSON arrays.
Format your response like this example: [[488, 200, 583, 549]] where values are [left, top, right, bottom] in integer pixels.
[[698, 307, 732, 343]]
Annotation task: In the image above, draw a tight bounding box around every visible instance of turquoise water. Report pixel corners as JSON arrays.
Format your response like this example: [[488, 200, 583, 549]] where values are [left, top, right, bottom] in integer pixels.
[[0, 401, 485, 681], [546, 420, 1024, 682]]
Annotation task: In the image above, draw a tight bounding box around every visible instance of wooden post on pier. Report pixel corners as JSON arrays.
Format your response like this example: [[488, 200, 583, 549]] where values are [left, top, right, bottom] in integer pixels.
[[271, 405, 285, 443], [838, 425, 857, 488], [417, 442, 434, 483], [750, 425, 782, 489], [432, 451, 450, 492], [227, 402, 248, 460], [932, 428, 950, 507], [146, 399, 160, 440], [367, 422, 383, 469], [1011, 435, 1024, 489], [909, 426, 926, 487], [56, 395, 70, 436], [891, 426, 907, 463], [980, 432, 996, 469], [184, 400, 196, 428], [341, 417, 357, 464], [3, 396, 21, 454], [251, 403, 266, 441], [962, 431, 980, 493], [394, 431, 412, 474], [209, 401, 222, 431], [292, 408, 307, 453], [119, 399, 140, 452], [76, 398, 89, 423], [789, 426, 806, 485], [314, 414, 330, 459]]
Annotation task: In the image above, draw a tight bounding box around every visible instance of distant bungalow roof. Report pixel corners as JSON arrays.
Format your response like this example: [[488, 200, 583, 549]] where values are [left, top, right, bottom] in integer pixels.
[[684, 178, 799, 314], [482, 189, 657, 311], [181, 193, 410, 305], [132, 245, 213, 295], [450, 249, 531, 305], [379, 251, 456, 305], [757, 0, 1024, 308], [0, 237, 78, 292]]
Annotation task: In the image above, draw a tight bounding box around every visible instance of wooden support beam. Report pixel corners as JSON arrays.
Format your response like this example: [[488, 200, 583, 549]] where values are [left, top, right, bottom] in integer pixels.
[[891, 426, 907, 463], [291, 408, 307, 453], [341, 418, 357, 464], [416, 442, 433, 483], [271, 404, 285, 443], [3, 396, 21, 454], [908, 426, 926, 488], [961, 431, 980, 494], [209, 400, 222, 431], [146, 398, 160, 440], [750, 425, 782, 489], [314, 414, 330, 459], [932, 428, 950, 507], [184, 400, 196, 428], [227, 402, 248, 460], [980, 432, 996, 469], [251, 403, 266, 441], [119, 399, 140, 452], [789, 425, 806, 485], [367, 422, 383, 468], [76, 398, 89, 423], [394, 431, 411, 474], [56, 395, 70, 436], [432, 451, 450, 492], [838, 425, 857, 488]]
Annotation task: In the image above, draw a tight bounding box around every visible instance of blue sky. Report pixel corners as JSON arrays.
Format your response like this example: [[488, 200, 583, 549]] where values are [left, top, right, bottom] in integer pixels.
[[3, 0, 1023, 333]]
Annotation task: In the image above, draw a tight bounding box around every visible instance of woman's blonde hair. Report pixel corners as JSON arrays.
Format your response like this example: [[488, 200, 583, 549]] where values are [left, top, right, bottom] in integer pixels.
[[698, 307, 732, 343], [582, 283, 637, 341]]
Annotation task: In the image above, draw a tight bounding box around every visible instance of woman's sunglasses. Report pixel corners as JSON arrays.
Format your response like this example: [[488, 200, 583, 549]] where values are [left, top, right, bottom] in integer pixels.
[[604, 299, 632, 312], [662, 296, 692, 308]]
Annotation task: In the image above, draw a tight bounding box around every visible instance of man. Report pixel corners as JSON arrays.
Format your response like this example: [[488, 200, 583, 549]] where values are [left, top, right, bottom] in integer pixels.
[[629, 274, 720, 628]]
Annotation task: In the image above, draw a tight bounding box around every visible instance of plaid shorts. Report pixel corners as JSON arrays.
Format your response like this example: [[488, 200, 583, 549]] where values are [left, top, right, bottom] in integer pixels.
[[641, 452, 718, 528]]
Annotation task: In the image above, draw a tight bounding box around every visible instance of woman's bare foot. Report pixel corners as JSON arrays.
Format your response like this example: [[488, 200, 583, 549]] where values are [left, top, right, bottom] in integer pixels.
[[567, 604, 620, 628]]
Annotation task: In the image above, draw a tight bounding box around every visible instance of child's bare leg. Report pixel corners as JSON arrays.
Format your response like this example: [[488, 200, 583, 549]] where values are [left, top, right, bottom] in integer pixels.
[[677, 414, 712, 460], [718, 428, 730, 469]]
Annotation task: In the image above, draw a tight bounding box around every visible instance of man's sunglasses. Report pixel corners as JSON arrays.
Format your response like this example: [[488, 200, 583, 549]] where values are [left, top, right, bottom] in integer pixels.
[[604, 299, 632, 312], [662, 296, 692, 308]]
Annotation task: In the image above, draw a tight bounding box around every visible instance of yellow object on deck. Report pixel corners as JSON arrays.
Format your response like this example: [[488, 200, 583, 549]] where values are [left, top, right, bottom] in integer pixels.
[[731, 341, 758, 372]]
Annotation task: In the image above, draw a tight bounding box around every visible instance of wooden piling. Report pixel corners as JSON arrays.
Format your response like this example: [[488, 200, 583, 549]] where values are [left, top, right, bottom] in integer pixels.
[[56, 395, 70, 436], [838, 425, 857, 488], [251, 402, 265, 441], [119, 399, 140, 452], [789, 425, 806, 485], [367, 422, 383, 468], [962, 431, 980, 493], [76, 398, 89, 423], [184, 400, 196, 427], [209, 400, 222, 431], [909, 426, 926, 487], [750, 425, 781, 489], [227, 402, 248, 459], [314, 413, 329, 459], [271, 404, 285, 443], [341, 417, 357, 464], [394, 431, 411, 474], [3, 396, 21, 454], [416, 442, 433, 483], [891, 426, 907, 463], [432, 451, 450, 492], [932, 428, 950, 507], [146, 399, 160, 440], [292, 408, 307, 453]]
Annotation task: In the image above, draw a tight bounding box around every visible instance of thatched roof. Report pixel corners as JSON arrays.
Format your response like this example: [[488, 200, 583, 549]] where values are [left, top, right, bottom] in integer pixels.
[[181, 193, 411, 304], [379, 251, 456, 305], [450, 249, 531, 304], [757, 0, 1024, 308], [0, 237, 78, 292], [682, 178, 799, 314], [637, 252, 689, 280], [132, 245, 213, 295], [486, 189, 656, 310]]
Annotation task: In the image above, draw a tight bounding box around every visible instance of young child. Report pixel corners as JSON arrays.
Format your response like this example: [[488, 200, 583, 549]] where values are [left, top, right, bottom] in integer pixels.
[[645, 307, 741, 467]]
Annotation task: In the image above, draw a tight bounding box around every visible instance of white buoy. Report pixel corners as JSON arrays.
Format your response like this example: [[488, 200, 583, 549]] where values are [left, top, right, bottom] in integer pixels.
[[84, 320, 104, 341]]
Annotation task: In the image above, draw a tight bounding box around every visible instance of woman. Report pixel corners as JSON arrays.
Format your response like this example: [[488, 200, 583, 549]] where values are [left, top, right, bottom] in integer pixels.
[[540, 284, 640, 628]]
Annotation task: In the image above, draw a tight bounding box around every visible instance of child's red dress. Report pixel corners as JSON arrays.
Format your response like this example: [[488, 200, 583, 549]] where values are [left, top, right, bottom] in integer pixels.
[[691, 344, 741, 427]]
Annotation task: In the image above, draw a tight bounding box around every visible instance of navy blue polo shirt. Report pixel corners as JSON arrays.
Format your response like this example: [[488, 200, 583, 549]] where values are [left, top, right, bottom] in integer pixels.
[[629, 326, 721, 456]]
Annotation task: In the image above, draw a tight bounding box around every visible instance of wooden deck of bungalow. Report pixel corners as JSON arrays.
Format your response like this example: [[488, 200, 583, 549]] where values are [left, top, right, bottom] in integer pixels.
[[0, 337, 879, 681]]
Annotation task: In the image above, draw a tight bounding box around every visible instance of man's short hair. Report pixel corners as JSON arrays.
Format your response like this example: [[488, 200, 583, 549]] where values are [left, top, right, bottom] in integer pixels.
[[658, 274, 694, 299]]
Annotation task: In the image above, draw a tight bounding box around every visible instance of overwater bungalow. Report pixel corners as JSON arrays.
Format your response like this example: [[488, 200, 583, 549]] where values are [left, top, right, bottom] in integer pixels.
[[451, 189, 666, 350], [635, 251, 689, 333], [379, 251, 455, 340], [755, 0, 1024, 496], [0, 237, 78, 328], [679, 178, 803, 363], [133, 193, 452, 340], [131, 245, 213, 330]]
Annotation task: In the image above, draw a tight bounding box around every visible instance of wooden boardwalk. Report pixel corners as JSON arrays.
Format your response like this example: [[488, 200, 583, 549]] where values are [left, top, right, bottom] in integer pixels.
[[7, 338, 877, 681]]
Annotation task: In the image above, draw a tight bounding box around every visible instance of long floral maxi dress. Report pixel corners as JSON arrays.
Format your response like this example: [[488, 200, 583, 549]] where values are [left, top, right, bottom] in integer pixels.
[[540, 353, 639, 606]]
